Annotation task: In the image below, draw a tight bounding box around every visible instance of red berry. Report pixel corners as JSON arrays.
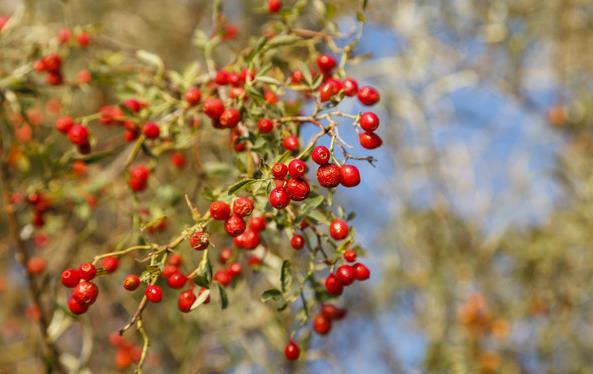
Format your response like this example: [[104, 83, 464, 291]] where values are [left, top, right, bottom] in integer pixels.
[[128, 177, 147, 192], [123, 98, 144, 113], [357, 86, 380, 106], [290, 70, 304, 84], [215, 70, 229, 85], [143, 122, 160, 139], [311, 145, 330, 165], [313, 314, 332, 335], [248, 216, 266, 232], [79, 262, 96, 281], [77, 32, 91, 47], [58, 29, 71, 44], [290, 234, 305, 250], [319, 80, 340, 102], [46, 72, 63, 86], [233, 197, 254, 217], [340, 164, 360, 187], [68, 297, 89, 315], [268, 0, 282, 13], [258, 118, 274, 134], [317, 164, 342, 188], [198, 287, 211, 304], [203, 98, 225, 119], [44, 54, 62, 72], [329, 219, 349, 240], [170, 152, 186, 169], [72, 280, 99, 305], [227, 72, 241, 87], [189, 231, 209, 250], [234, 229, 261, 250], [219, 248, 233, 264], [101, 256, 119, 273], [248, 255, 263, 266], [61, 268, 80, 288], [335, 264, 355, 286], [321, 303, 347, 320], [123, 274, 140, 291], [285, 178, 310, 201], [284, 340, 300, 361], [185, 87, 202, 106], [343, 249, 357, 263], [27, 257, 46, 275], [269, 187, 289, 209], [145, 285, 163, 303], [55, 116, 74, 134], [77, 69, 91, 84], [283, 135, 299, 152], [325, 274, 343, 296], [342, 78, 358, 96], [228, 262, 242, 277], [288, 159, 307, 178], [167, 271, 187, 289], [178, 289, 196, 312], [130, 165, 150, 181], [353, 263, 370, 280], [67, 125, 89, 145], [272, 162, 288, 179], [225, 214, 246, 237], [359, 131, 383, 149], [162, 264, 178, 278], [219, 108, 241, 128], [360, 112, 380, 132], [209, 201, 232, 220], [214, 269, 232, 286], [317, 54, 336, 73]]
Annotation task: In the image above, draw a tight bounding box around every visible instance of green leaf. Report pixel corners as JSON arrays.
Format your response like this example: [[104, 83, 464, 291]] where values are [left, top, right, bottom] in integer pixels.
[[217, 284, 229, 309], [193, 252, 212, 288], [260, 288, 283, 303], [356, 10, 366, 23], [73, 149, 116, 164], [227, 178, 257, 195], [255, 76, 282, 86], [281, 260, 293, 294], [307, 210, 329, 224], [136, 50, 164, 70], [301, 195, 325, 214], [267, 34, 301, 49]]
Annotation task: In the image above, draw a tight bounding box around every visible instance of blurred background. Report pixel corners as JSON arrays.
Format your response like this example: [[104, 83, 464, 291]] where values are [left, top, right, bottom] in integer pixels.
[[2, 0, 593, 373]]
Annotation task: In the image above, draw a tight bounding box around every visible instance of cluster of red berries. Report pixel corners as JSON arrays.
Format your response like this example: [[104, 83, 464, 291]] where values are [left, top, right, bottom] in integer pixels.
[[324, 251, 370, 296], [61, 258, 118, 315], [55, 116, 91, 154], [57, 28, 91, 48], [25, 192, 52, 228], [311, 145, 361, 188], [128, 164, 151, 192], [33, 53, 64, 85], [268, 158, 313, 209], [312, 303, 346, 335], [109, 332, 143, 370]]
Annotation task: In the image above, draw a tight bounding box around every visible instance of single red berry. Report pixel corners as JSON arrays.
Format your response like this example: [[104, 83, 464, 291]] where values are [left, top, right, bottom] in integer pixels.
[[145, 285, 163, 303], [46, 72, 63, 86], [268, 0, 282, 13], [329, 219, 349, 240], [360, 112, 380, 132], [219, 108, 241, 128], [170, 152, 186, 169], [340, 164, 361, 187], [58, 28, 71, 44], [198, 287, 211, 304], [313, 314, 332, 335], [77, 32, 91, 47], [123, 274, 140, 291], [101, 256, 119, 273], [359, 131, 383, 149], [317, 164, 342, 188], [258, 118, 274, 134], [61, 268, 80, 288], [214, 269, 232, 287], [219, 248, 233, 264], [162, 264, 178, 278], [272, 162, 288, 179], [77, 69, 92, 84], [230, 129, 247, 152], [79, 262, 96, 281], [68, 297, 89, 315], [319, 80, 340, 102], [128, 177, 147, 192], [189, 231, 209, 251], [225, 214, 246, 237], [290, 234, 305, 250], [167, 271, 187, 289], [353, 263, 370, 280], [67, 125, 89, 145], [317, 54, 336, 73], [27, 257, 46, 275], [335, 264, 355, 286], [44, 54, 62, 72], [203, 98, 225, 119], [34, 59, 47, 72], [321, 303, 347, 320], [210, 201, 232, 220], [248, 255, 263, 266], [185, 87, 202, 106], [269, 187, 289, 209], [248, 216, 266, 232], [288, 159, 307, 178], [233, 197, 254, 217], [283, 135, 299, 152], [234, 229, 261, 250], [312, 145, 330, 165], [215, 70, 229, 85], [357, 86, 380, 106], [124, 129, 138, 142], [342, 78, 359, 96], [55, 116, 74, 134], [227, 72, 241, 87], [123, 98, 144, 113], [130, 164, 150, 181], [229, 87, 245, 99], [290, 70, 304, 84], [325, 274, 343, 296], [284, 340, 300, 361], [228, 262, 242, 277], [285, 178, 310, 201], [343, 249, 357, 263], [143, 122, 160, 139], [72, 280, 99, 305], [178, 289, 196, 313]]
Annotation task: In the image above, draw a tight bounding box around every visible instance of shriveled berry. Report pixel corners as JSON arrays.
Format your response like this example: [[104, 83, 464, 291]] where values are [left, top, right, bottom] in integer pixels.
[[178, 289, 196, 312], [189, 231, 209, 251], [283, 135, 299, 152], [285, 178, 310, 201], [353, 263, 370, 280], [317, 164, 342, 188], [79, 262, 96, 281], [145, 285, 162, 303], [329, 219, 349, 240], [311, 145, 330, 165], [359, 131, 383, 149], [203, 98, 225, 119], [225, 214, 246, 237], [357, 86, 380, 106], [167, 271, 187, 289], [343, 249, 357, 263], [335, 264, 355, 286], [101, 256, 119, 273], [360, 112, 380, 132], [288, 159, 307, 178], [269, 187, 289, 209], [61, 268, 80, 288], [233, 197, 254, 217], [340, 164, 360, 187], [342, 78, 358, 96], [72, 280, 99, 305], [284, 340, 300, 361], [313, 314, 332, 335], [210, 201, 231, 220], [272, 162, 288, 179], [290, 234, 305, 250], [325, 274, 343, 296], [123, 274, 140, 291], [258, 118, 274, 133]]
